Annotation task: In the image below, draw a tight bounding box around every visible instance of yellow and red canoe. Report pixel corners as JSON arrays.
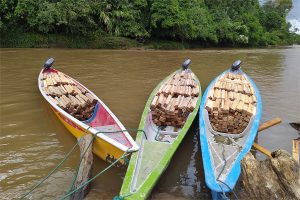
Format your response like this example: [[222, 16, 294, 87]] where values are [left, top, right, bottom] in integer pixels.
[[38, 58, 139, 166]]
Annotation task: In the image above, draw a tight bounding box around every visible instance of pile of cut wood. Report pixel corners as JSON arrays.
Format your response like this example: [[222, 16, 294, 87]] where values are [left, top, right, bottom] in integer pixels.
[[41, 72, 98, 121], [205, 73, 257, 134], [150, 70, 199, 128]]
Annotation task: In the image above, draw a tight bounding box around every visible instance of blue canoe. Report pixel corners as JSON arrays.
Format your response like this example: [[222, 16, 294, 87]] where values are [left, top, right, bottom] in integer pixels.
[[199, 61, 262, 199]]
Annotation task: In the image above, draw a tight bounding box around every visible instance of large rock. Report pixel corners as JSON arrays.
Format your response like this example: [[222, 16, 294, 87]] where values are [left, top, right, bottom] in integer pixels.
[[240, 150, 300, 200]]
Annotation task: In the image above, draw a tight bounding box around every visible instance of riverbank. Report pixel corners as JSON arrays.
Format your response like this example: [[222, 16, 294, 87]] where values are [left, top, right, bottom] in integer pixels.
[[1, 31, 300, 50]]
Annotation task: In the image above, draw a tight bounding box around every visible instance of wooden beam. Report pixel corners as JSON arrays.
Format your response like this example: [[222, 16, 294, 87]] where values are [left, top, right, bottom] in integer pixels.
[[253, 118, 282, 157], [292, 139, 299, 164], [253, 142, 272, 158], [258, 118, 282, 132], [70, 134, 93, 200]]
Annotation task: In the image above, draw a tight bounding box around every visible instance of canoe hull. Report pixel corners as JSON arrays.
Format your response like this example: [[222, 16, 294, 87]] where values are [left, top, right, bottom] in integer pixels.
[[120, 70, 201, 199], [199, 69, 262, 197], [51, 106, 127, 166], [38, 67, 139, 167]]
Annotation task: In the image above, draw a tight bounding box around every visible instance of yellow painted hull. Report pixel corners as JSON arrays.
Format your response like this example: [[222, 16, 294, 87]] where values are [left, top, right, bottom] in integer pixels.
[[52, 107, 127, 166]]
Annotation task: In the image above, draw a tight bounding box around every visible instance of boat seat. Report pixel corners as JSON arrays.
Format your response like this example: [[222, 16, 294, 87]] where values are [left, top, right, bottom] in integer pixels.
[[156, 133, 177, 143], [93, 124, 132, 147], [93, 124, 120, 132], [154, 126, 180, 143]]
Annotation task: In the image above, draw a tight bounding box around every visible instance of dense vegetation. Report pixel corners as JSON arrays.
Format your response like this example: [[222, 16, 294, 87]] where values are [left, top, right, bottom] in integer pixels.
[[0, 0, 298, 48]]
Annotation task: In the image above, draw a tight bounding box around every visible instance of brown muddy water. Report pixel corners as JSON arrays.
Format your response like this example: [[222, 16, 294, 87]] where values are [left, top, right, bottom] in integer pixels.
[[0, 47, 299, 200]]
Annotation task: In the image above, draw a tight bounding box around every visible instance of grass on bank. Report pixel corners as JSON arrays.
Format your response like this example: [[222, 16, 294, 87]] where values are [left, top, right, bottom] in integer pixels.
[[1, 30, 300, 50]]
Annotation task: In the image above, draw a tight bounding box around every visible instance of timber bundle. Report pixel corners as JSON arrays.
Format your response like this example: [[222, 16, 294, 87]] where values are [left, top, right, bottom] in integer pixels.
[[150, 70, 199, 128], [205, 73, 257, 134], [41, 72, 98, 121]]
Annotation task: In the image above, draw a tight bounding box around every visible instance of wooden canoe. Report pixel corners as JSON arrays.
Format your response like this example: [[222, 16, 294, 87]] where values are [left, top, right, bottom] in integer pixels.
[[119, 60, 201, 199], [38, 59, 139, 167], [199, 60, 262, 199]]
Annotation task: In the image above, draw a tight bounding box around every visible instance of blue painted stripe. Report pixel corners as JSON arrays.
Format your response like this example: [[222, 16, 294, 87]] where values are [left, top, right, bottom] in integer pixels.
[[199, 68, 262, 195], [82, 102, 100, 123]]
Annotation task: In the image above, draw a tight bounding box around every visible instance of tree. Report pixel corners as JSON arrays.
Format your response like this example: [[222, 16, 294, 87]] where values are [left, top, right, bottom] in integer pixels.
[[94, 0, 149, 38], [150, 0, 216, 42], [14, 0, 96, 35]]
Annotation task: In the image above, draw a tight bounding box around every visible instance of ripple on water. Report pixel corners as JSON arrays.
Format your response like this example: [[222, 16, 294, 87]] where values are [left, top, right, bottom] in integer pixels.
[[0, 131, 68, 199], [1, 47, 299, 199]]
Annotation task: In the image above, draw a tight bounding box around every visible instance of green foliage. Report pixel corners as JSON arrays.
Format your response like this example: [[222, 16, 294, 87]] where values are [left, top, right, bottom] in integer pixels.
[[13, 0, 95, 35], [94, 0, 149, 38], [0, 29, 140, 48], [0, 0, 297, 48], [150, 0, 217, 42]]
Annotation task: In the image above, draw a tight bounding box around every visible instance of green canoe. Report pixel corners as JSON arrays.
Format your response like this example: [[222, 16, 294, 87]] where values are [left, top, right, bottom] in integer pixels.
[[119, 60, 201, 200]]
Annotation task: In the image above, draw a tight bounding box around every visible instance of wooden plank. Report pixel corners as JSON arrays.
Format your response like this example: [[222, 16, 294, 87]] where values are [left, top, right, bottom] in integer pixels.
[[164, 95, 172, 107], [75, 95, 86, 106], [151, 95, 159, 109], [208, 89, 214, 100], [61, 95, 71, 105], [69, 95, 80, 106], [253, 143, 272, 158], [76, 84, 87, 94], [230, 99, 239, 112], [85, 93, 96, 103], [223, 99, 230, 114], [236, 100, 244, 111], [205, 99, 214, 113], [70, 134, 93, 200], [214, 81, 221, 89], [55, 97, 66, 108], [78, 93, 89, 102], [258, 118, 282, 132], [221, 89, 226, 99], [174, 95, 182, 109], [214, 89, 221, 99], [292, 139, 299, 164], [212, 99, 220, 111]]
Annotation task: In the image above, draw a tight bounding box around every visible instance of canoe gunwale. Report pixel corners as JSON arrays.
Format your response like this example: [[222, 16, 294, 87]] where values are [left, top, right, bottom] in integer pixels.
[[199, 68, 262, 193], [38, 68, 139, 153]]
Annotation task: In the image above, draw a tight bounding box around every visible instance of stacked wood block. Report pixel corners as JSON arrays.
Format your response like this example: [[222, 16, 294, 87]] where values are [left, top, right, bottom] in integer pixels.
[[150, 70, 199, 128], [41, 72, 98, 121], [205, 72, 257, 134]]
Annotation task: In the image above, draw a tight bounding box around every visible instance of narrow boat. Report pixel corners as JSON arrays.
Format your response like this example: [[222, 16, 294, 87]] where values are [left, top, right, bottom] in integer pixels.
[[199, 60, 262, 199], [119, 59, 201, 199], [38, 58, 139, 166]]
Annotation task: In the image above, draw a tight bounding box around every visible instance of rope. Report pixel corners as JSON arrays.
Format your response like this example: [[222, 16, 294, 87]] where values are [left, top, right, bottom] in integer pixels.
[[113, 193, 133, 200], [67, 128, 146, 194], [19, 139, 81, 200], [216, 144, 239, 200], [19, 128, 145, 199], [217, 180, 239, 200], [60, 150, 130, 200]]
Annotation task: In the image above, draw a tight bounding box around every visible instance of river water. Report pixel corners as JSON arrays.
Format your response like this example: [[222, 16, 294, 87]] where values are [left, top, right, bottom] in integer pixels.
[[0, 47, 299, 200]]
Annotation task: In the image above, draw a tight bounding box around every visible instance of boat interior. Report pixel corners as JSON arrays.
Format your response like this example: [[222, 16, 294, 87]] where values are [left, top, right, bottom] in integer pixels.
[[205, 71, 257, 135], [144, 110, 182, 144], [203, 71, 258, 183], [41, 69, 133, 148], [84, 103, 133, 148], [144, 69, 199, 144]]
